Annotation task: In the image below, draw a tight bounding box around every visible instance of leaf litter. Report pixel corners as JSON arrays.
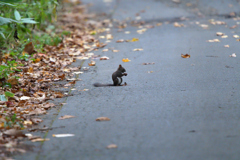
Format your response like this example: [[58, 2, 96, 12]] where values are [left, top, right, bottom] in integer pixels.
[[0, 0, 114, 157]]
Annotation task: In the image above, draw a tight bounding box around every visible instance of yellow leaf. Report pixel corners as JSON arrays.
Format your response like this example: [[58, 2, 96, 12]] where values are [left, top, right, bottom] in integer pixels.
[[122, 58, 131, 62], [131, 38, 139, 42]]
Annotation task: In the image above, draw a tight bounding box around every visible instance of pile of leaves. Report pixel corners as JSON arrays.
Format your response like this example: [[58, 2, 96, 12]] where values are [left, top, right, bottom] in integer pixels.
[[0, 1, 109, 158]]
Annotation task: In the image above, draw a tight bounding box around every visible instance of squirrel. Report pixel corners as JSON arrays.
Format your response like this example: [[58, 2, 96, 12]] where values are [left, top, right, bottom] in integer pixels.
[[93, 64, 127, 87]]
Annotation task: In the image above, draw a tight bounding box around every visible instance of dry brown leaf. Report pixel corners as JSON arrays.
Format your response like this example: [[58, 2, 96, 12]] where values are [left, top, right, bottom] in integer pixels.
[[106, 34, 113, 40], [3, 129, 25, 137], [96, 117, 110, 121], [224, 45, 230, 48], [59, 115, 75, 120], [216, 32, 224, 36], [181, 54, 191, 58], [102, 49, 109, 52], [106, 144, 118, 149], [112, 50, 119, 52], [230, 25, 237, 29], [133, 48, 143, 51], [31, 138, 50, 142], [221, 35, 228, 38], [233, 35, 239, 38], [88, 60, 96, 66], [116, 39, 125, 43], [7, 77, 18, 86], [100, 56, 109, 60], [174, 22, 184, 27]]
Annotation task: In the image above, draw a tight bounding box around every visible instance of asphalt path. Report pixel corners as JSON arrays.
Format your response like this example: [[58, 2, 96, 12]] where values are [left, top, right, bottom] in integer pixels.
[[16, 0, 240, 160]]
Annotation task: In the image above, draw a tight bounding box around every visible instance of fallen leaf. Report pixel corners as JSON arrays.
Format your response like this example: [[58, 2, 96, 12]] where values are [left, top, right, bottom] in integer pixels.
[[96, 117, 110, 121], [237, 39, 240, 41], [147, 71, 154, 73], [112, 50, 119, 52], [174, 22, 184, 27], [7, 77, 18, 86], [3, 129, 26, 137], [233, 35, 239, 38], [207, 39, 220, 42], [125, 31, 130, 34], [102, 49, 109, 52], [100, 56, 109, 60], [88, 60, 96, 66], [130, 38, 139, 42], [31, 138, 50, 142], [20, 96, 31, 100], [24, 121, 32, 125], [106, 144, 118, 149], [122, 58, 131, 62], [181, 54, 191, 58], [230, 25, 237, 29], [221, 35, 228, 38], [216, 32, 224, 36], [229, 53, 236, 57], [142, 62, 155, 65], [106, 34, 113, 40], [72, 72, 83, 74], [133, 48, 143, 51], [156, 23, 163, 26], [200, 24, 208, 29], [59, 115, 75, 120], [224, 45, 229, 48], [52, 134, 75, 137], [116, 39, 125, 43]]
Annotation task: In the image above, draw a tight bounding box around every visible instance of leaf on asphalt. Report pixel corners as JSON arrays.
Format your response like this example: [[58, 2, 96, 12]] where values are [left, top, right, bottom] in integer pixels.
[[224, 45, 229, 48], [230, 25, 237, 29], [221, 35, 228, 38], [207, 39, 220, 42], [23, 42, 35, 54], [125, 31, 130, 34], [73, 71, 83, 74], [233, 35, 239, 38], [59, 115, 75, 120], [106, 144, 118, 149], [102, 49, 109, 52], [156, 22, 163, 26], [24, 121, 32, 125], [31, 118, 43, 124], [133, 48, 143, 51], [229, 53, 236, 57], [142, 62, 155, 65], [122, 58, 131, 62], [64, 80, 76, 87], [100, 56, 109, 60], [96, 117, 110, 121], [3, 129, 26, 137], [147, 71, 154, 73], [106, 34, 113, 40], [112, 50, 119, 52], [88, 60, 96, 66], [52, 134, 75, 137], [116, 39, 125, 43], [216, 32, 224, 36], [174, 22, 184, 27], [200, 24, 208, 29], [31, 138, 50, 142], [137, 28, 147, 34], [130, 38, 139, 42], [181, 54, 190, 58]]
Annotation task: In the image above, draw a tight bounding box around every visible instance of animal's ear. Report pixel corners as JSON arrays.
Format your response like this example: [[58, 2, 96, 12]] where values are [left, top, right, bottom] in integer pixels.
[[119, 64, 122, 67]]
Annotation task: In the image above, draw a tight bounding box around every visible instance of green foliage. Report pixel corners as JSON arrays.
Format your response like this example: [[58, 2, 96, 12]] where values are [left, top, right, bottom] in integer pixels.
[[4, 113, 24, 128], [0, 0, 59, 48], [0, 60, 19, 79]]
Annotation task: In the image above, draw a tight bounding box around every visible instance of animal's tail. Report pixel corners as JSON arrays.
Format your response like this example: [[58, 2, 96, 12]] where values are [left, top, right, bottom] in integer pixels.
[[93, 83, 114, 87]]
